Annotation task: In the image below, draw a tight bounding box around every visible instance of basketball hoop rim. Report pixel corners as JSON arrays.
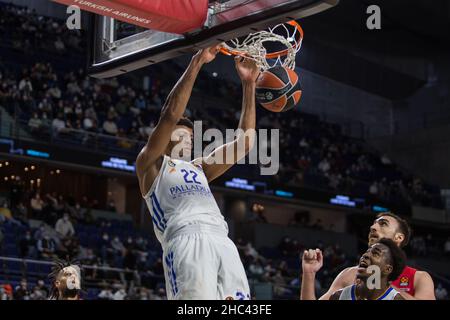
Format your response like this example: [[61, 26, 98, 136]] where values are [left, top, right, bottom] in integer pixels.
[[219, 20, 304, 59]]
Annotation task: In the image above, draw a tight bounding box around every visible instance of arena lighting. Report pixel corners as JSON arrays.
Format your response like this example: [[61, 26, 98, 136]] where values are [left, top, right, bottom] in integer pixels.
[[372, 205, 389, 212], [225, 178, 256, 191], [26, 149, 50, 158], [275, 190, 294, 198], [4, 177, 8, 181], [24, 167, 29, 172], [101, 157, 135, 172], [31, 165, 35, 170], [56, 170, 61, 174], [330, 194, 356, 207]]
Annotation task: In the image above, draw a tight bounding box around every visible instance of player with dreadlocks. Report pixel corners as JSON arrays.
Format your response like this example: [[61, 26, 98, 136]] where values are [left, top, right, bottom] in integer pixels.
[[48, 258, 82, 300]]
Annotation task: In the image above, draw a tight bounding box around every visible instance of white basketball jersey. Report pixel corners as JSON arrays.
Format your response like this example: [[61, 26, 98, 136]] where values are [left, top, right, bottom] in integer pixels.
[[143, 155, 228, 245], [339, 284, 399, 300]]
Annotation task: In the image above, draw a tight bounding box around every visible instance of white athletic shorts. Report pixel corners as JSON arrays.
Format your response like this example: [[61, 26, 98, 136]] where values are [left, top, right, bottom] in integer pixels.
[[162, 225, 250, 300]]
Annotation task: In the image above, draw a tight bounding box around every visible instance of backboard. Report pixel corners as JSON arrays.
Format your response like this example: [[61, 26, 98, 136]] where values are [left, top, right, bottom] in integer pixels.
[[88, 0, 339, 78]]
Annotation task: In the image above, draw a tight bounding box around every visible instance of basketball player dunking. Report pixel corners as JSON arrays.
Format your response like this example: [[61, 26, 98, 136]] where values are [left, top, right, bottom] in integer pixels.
[[301, 212, 436, 300], [136, 45, 260, 299], [330, 238, 406, 300]]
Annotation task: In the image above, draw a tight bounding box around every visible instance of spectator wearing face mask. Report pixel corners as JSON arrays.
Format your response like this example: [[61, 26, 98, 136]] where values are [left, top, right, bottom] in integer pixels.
[[14, 279, 30, 300], [98, 285, 114, 300], [113, 285, 127, 300], [30, 279, 49, 300], [30, 193, 44, 219], [36, 233, 57, 259], [435, 283, 448, 300], [18, 230, 36, 258], [55, 213, 75, 239]]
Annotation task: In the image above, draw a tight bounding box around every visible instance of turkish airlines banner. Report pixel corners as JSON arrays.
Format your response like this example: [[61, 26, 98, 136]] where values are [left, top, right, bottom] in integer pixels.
[[52, 0, 208, 34]]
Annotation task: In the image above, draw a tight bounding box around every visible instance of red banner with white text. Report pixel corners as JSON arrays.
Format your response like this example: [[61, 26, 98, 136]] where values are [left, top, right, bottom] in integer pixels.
[[52, 0, 208, 34]]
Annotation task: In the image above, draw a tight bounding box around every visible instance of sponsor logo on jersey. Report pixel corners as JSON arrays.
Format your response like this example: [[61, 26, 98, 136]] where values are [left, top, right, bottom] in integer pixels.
[[399, 276, 409, 287], [169, 184, 212, 198], [168, 159, 176, 167]]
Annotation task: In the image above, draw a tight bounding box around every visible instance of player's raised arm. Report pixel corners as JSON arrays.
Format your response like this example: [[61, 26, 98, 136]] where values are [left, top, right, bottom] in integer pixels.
[[201, 57, 260, 182], [300, 249, 323, 300], [136, 46, 219, 195]]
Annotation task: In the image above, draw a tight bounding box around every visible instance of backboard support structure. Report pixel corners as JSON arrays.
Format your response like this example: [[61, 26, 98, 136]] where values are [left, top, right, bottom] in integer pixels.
[[88, 0, 339, 78]]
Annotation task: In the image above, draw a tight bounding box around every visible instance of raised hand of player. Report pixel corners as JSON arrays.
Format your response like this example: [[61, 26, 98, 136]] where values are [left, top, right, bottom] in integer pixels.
[[302, 249, 323, 274], [195, 45, 221, 64], [235, 56, 260, 83]]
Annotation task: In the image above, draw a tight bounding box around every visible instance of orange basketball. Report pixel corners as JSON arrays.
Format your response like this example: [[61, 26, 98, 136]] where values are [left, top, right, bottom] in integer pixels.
[[255, 66, 302, 112]]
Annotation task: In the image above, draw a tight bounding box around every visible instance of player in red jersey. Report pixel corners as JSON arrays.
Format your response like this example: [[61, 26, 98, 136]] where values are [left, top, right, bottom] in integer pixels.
[[300, 212, 436, 300]]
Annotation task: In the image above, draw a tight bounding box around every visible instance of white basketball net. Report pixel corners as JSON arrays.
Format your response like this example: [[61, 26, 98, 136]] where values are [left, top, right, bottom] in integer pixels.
[[221, 22, 302, 71]]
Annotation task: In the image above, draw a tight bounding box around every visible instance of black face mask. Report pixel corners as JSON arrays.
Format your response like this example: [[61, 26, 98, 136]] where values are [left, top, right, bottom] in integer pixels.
[[61, 288, 80, 299]]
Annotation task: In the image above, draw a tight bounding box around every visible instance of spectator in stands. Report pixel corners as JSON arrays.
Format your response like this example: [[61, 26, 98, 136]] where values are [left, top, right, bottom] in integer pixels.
[[113, 285, 127, 300], [0, 201, 12, 221], [380, 154, 392, 165], [12, 201, 28, 224], [30, 192, 44, 218], [1, 284, 13, 300], [36, 233, 57, 259], [99, 232, 115, 263], [249, 203, 268, 223], [54, 37, 65, 52], [122, 248, 140, 289], [28, 112, 42, 134], [55, 213, 75, 239], [52, 112, 67, 134], [152, 258, 164, 277], [318, 157, 331, 175], [435, 283, 448, 300], [110, 236, 125, 265], [18, 230, 36, 258], [1, 286, 9, 300], [107, 199, 117, 212], [0, 200, 25, 227], [103, 114, 118, 135], [248, 258, 265, 281], [279, 237, 294, 256], [33, 279, 49, 299], [98, 285, 114, 300], [244, 241, 261, 262], [272, 270, 291, 297], [18, 76, 33, 94], [69, 202, 86, 223], [33, 224, 47, 241], [369, 181, 379, 196], [59, 236, 80, 260], [13, 279, 30, 300]]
